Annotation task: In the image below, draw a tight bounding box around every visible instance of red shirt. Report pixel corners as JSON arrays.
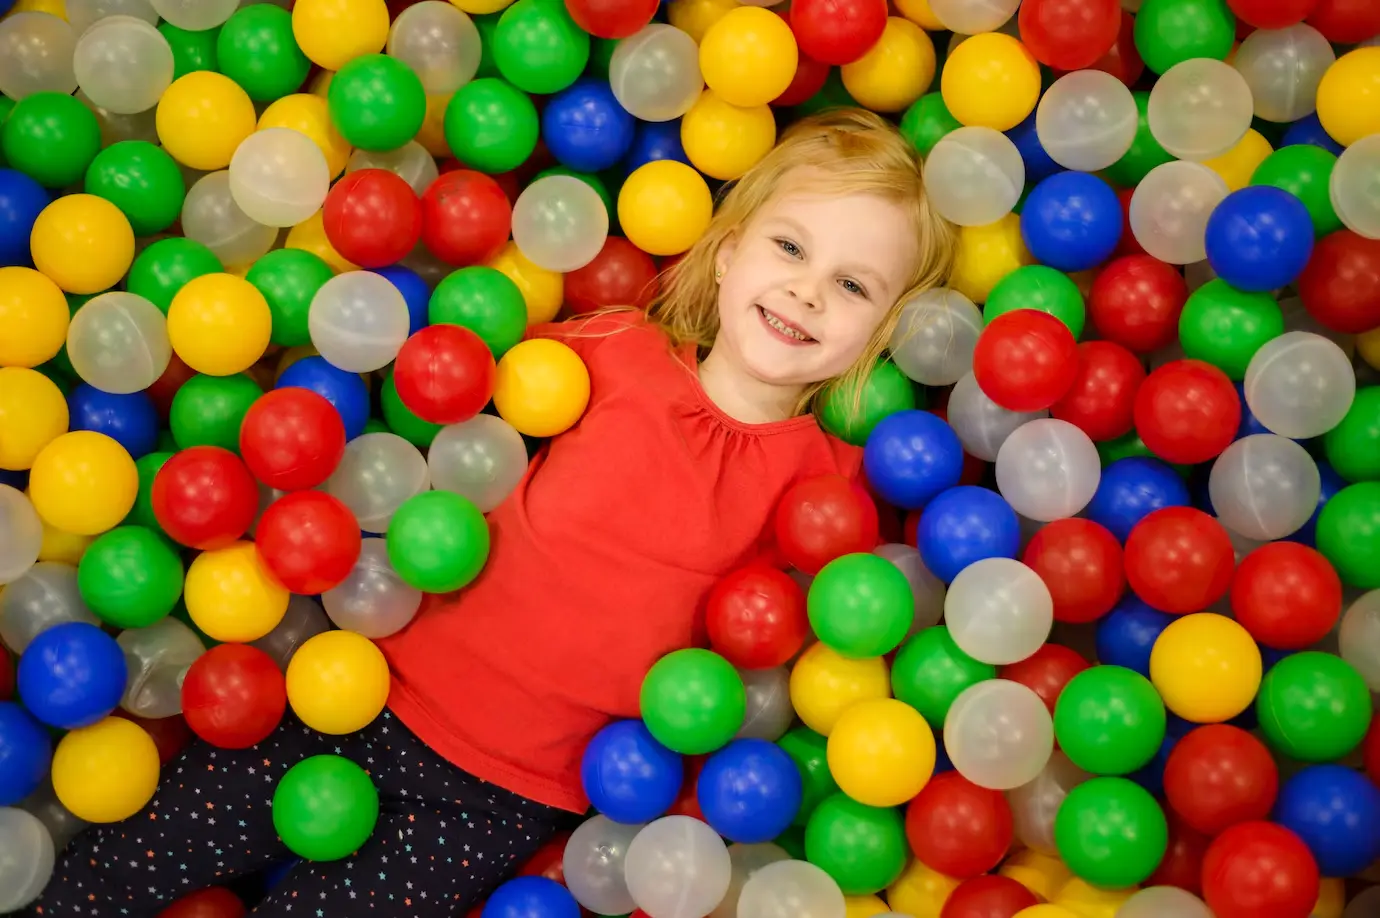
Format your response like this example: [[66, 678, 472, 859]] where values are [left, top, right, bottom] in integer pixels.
[[380, 311, 861, 812]]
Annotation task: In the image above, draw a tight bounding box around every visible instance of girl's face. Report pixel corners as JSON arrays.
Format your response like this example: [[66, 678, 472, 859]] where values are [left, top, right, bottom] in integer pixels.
[[712, 184, 920, 390]]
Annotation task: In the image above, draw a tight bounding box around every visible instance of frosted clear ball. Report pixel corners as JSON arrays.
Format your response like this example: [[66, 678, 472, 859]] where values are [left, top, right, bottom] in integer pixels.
[[325, 433, 430, 533], [229, 128, 331, 228], [924, 127, 1025, 227], [1007, 751, 1089, 854], [1243, 331, 1356, 439], [736, 860, 847, 918], [1339, 591, 1380, 693], [710, 843, 790, 918], [0, 808, 54, 913], [609, 24, 703, 123], [250, 595, 330, 670], [118, 617, 205, 718], [945, 679, 1054, 790], [1147, 59, 1254, 161], [76, 88, 160, 145], [1116, 886, 1215, 918], [1208, 434, 1320, 542], [322, 538, 423, 639], [308, 271, 411, 373], [347, 142, 440, 197], [427, 415, 528, 513], [1344, 885, 1380, 918], [0, 563, 99, 653], [511, 175, 610, 273], [1331, 134, 1380, 240], [625, 816, 731, 918], [563, 816, 641, 916], [73, 16, 173, 114], [0, 13, 78, 99], [149, 0, 239, 30], [929, 0, 1020, 34], [947, 372, 1048, 462], [889, 288, 983, 387], [874, 543, 946, 633], [944, 558, 1053, 665], [995, 419, 1100, 522], [182, 171, 279, 268], [66, 292, 173, 395], [736, 667, 794, 742], [66, 0, 158, 33], [1036, 70, 1138, 172], [387, 1, 481, 95], [1232, 24, 1334, 124], [19, 777, 88, 850], [1129, 161, 1229, 265], [0, 487, 42, 587]]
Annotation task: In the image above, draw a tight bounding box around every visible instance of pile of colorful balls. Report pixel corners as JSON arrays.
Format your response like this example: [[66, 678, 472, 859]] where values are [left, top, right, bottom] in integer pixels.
[[2, 0, 1380, 915]]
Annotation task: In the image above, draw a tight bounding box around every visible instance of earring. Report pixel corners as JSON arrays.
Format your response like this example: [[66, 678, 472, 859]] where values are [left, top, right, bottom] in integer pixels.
[[714, 269, 722, 280]]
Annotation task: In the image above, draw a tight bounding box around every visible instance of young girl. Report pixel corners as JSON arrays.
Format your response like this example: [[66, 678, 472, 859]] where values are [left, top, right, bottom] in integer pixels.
[[28, 108, 954, 917]]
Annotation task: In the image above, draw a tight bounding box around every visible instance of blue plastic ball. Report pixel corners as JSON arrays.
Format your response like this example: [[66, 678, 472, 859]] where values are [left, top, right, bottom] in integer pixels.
[[0, 700, 51, 806], [1283, 460, 1346, 548], [697, 738, 803, 844], [1281, 114, 1344, 155], [276, 356, 370, 441], [1234, 381, 1272, 439], [0, 168, 50, 267], [1020, 171, 1123, 273], [1205, 186, 1315, 293], [370, 265, 430, 336], [16, 622, 128, 730], [624, 119, 689, 174], [580, 719, 683, 825], [1005, 113, 1064, 185], [482, 876, 581, 918], [1273, 764, 1380, 877], [916, 485, 1020, 583], [542, 79, 636, 174], [1085, 456, 1190, 543], [1095, 595, 1174, 677], [863, 410, 964, 510], [67, 384, 160, 460]]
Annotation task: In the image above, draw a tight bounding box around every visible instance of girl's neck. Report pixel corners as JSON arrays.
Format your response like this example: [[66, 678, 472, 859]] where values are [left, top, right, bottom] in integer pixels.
[[697, 345, 805, 425]]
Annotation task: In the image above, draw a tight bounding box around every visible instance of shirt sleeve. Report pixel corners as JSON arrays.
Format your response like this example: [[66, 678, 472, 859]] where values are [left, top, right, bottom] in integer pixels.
[[526, 309, 649, 361]]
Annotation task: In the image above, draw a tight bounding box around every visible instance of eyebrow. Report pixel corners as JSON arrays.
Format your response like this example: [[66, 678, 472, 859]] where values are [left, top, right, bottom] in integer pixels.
[[763, 214, 891, 292]]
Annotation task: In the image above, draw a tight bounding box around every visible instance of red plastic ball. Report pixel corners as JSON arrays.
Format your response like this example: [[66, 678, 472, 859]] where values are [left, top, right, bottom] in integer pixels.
[[564, 236, 659, 314], [421, 170, 513, 266], [773, 474, 880, 574], [1089, 255, 1187, 353], [1023, 518, 1125, 625], [1230, 542, 1342, 650], [1133, 359, 1240, 466], [1018, 0, 1121, 71], [255, 491, 361, 595], [1164, 725, 1278, 837], [1227, 0, 1318, 28], [563, 0, 657, 37], [1124, 507, 1235, 615], [789, 0, 888, 66], [392, 325, 496, 425], [322, 169, 422, 269], [152, 446, 259, 550], [666, 755, 706, 820], [1364, 714, 1380, 789], [1297, 229, 1380, 335], [1306, 0, 1380, 43], [114, 711, 193, 765], [999, 643, 1091, 714], [1050, 340, 1145, 442], [239, 388, 346, 492], [1148, 810, 1211, 894], [772, 49, 830, 106], [1202, 822, 1319, 918], [905, 771, 1014, 879], [0, 650, 12, 702], [181, 644, 287, 749], [940, 875, 1038, 918], [1081, 10, 1144, 86], [145, 351, 197, 421], [705, 564, 809, 669], [972, 310, 1079, 412], [517, 831, 571, 882], [155, 887, 247, 918], [1113, 188, 1146, 254]]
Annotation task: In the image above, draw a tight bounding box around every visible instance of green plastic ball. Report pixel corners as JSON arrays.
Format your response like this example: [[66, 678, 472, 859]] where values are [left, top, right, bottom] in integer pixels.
[[1054, 666, 1167, 776], [77, 526, 184, 630], [1323, 386, 1380, 483], [127, 238, 224, 314], [1096, 431, 1190, 478], [84, 141, 186, 236], [170, 373, 263, 452], [385, 490, 491, 592], [246, 248, 335, 347], [807, 553, 915, 658], [1316, 483, 1380, 590], [1178, 279, 1284, 380], [803, 793, 909, 896], [901, 92, 962, 157], [1055, 777, 1167, 889], [1103, 92, 1174, 189], [0, 96, 14, 165], [777, 726, 839, 828], [272, 755, 380, 862], [1, 92, 103, 188], [819, 361, 920, 446], [639, 648, 746, 755], [217, 4, 311, 102], [1133, 0, 1236, 75], [159, 22, 220, 79], [125, 451, 174, 535], [1250, 145, 1342, 238], [328, 54, 427, 153], [984, 265, 1086, 339], [444, 78, 539, 174], [535, 166, 613, 218], [474, 12, 502, 79], [891, 626, 997, 728], [381, 373, 444, 448], [428, 266, 529, 359], [1256, 650, 1373, 762], [492, 0, 590, 95]]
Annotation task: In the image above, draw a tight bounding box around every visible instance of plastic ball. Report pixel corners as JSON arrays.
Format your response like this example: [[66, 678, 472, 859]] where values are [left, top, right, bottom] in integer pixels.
[[304, 271, 408, 374], [736, 859, 845, 918], [1232, 543, 1340, 652], [946, 679, 1053, 791], [943, 557, 1053, 667], [890, 627, 989, 731], [1270, 765, 1380, 879], [1088, 255, 1187, 355], [0, 369, 66, 471], [155, 71, 256, 171], [640, 648, 745, 755], [510, 174, 609, 273], [826, 698, 934, 809], [50, 715, 159, 823], [64, 293, 170, 397], [1162, 723, 1277, 836], [1330, 134, 1380, 241], [393, 326, 493, 427], [256, 491, 361, 595], [69, 383, 154, 460], [1208, 434, 1320, 542], [681, 88, 776, 181], [697, 7, 797, 109], [888, 288, 982, 387], [916, 484, 1021, 584], [788, 643, 888, 738], [258, 93, 351, 179], [492, 0, 591, 95], [929, 0, 1019, 36], [0, 11, 77, 99], [941, 875, 1038, 918], [1019, 0, 1121, 71], [1201, 822, 1319, 918], [604, 25, 700, 125], [1178, 280, 1283, 381], [76, 525, 182, 629], [324, 432, 429, 531], [0, 702, 48, 808], [789, 0, 886, 66], [1317, 482, 1380, 590], [420, 170, 512, 267], [180, 171, 277, 269], [239, 388, 346, 492], [444, 78, 540, 174], [385, 489, 489, 592], [703, 566, 806, 671], [862, 409, 964, 511], [1132, 0, 1235, 75], [1204, 186, 1315, 293], [839, 17, 935, 114], [1128, 161, 1228, 265], [29, 194, 134, 296], [1242, 331, 1355, 440], [941, 33, 1041, 132], [804, 792, 908, 896], [2, 92, 100, 190], [150, 445, 257, 550], [698, 738, 803, 842], [273, 753, 380, 861], [491, 338, 590, 437], [581, 720, 683, 825], [1256, 651, 1372, 762], [1054, 665, 1165, 776], [619, 160, 713, 256], [906, 770, 1013, 879], [1298, 230, 1380, 334], [386, 1, 481, 94], [184, 541, 288, 641], [561, 815, 640, 915], [1125, 505, 1233, 614], [564, 236, 658, 316], [328, 53, 426, 153], [83, 140, 184, 239], [71, 14, 172, 118], [0, 169, 49, 268], [1316, 47, 1380, 149], [923, 127, 1024, 228], [17, 621, 126, 729], [994, 418, 1100, 522], [973, 309, 1079, 413], [1231, 24, 1333, 126], [1036, 70, 1137, 172], [0, 561, 101, 652], [28, 431, 137, 536], [289, 0, 389, 70], [0, 268, 65, 370], [318, 536, 421, 640], [1145, 58, 1252, 162], [283, 629, 388, 735], [1020, 171, 1123, 273], [1150, 613, 1260, 725], [181, 643, 286, 749], [1134, 359, 1239, 465], [1054, 776, 1167, 889], [226, 128, 329, 230]]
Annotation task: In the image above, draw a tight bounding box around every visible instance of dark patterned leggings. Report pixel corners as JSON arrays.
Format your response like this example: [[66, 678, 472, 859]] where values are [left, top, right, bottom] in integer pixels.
[[25, 710, 568, 917]]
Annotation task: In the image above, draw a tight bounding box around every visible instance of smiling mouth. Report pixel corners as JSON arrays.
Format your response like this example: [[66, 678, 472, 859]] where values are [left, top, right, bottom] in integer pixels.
[[757, 305, 816, 344]]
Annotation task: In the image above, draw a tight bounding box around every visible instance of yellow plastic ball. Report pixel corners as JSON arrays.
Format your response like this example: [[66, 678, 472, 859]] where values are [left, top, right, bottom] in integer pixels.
[[286, 209, 359, 273], [1204, 129, 1273, 192], [29, 195, 135, 296], [448, 0, 514, 17], [893, 0, 943, 30], [887, 859, 961, 917], [416, 93, 454, 158], [156, 71, 257, 171], [1313, 878, 1345, 918], [1150, 613, 1262, 724], [29, 431, 137, 536], [1052, 878, 1135, 918], [6, 0, 66, 17], [1014, 908, 1081, 918], [844, 895, 890, 918], [168, 273, 273, 377], [618, 160, 714, 257], [1359, 327, 1380, 371], [1001, 849, 1073, 903], [941, 32, 1042, 131], [1317, 48, 1380, 149], [185, 541, 289, 642], [0, 269, 69, 368], [309, 69, 335, 98], [258, 93, 353, 177], [0, 367, 68, 469], [681, 89, 776, 181], [285, 630, 390, 734], [667, 0, 738, 44], [826, 697, 935, 808], [292, 0, 390, 70], [38, 518, 92, 566], [841, 18, 936, 114], [493, 339, 591, 437], [488, 241, 563, 325], [51, 716, 160, 823], [950, 212, 1033, 303], [699, 7, 798, 108], [789, 642, 890, 736]]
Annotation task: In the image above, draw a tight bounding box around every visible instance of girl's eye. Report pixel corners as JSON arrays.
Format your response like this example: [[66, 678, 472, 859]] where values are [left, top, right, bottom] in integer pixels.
[[775, 238, 802, 258], [840, 278, 867, 298]]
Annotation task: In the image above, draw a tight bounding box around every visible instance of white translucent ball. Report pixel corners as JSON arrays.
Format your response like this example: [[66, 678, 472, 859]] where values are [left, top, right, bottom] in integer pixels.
[[325, 433, 431, 533], [874, 543, 946, 633], [0, 487, 44, 588], [0, 12, 78, 99], [1036, 70, 1138, 172], [66, 292, 172, 395], [229, 127, 331, 228], [1338, 590, 1380, 693], [1007, 751, 1089, 854], [0, 563, 100, 653], [0, 808, 54, 913], [947, 372, 1048, 462], [624, 816, 731, 918], [1232, 23, 1334, 123], [1129, 161, 1229, 265], [386, 1, 481, 95], [1147, 58, 1254, 161], [1208, 434, 1320, 542], [944, 557, 1053, 666], [1344, 881, 1380, 918], [322, 538, 423, 639], [512, 175, 610, 273], [563, 816, 640, 916], [945, 679, 1054, 790], [427, 415, 529, 513], [1243, 331, 1356, 439], [1116, 886, 1215, 918], [1331, 134, 1380, 240], [308, 271, 411, 373], [181, 170, 280, 268], [736, 666, 794, 742], [889, 288, 983, 387], [73, 15, 172, 115], [710, 843, 791, 918], [736, 860, 847, 918], [148, 0, 239, 30], [76, 88, 160, 145], [924, 127, 1025, 227], [66, 0, 159, 34], [250, 594, 330, 670], [929, 0, 1020, 34], [347, 142, 440, 197], [609, 23, 703, 123], [995, 419, 1100, 522]]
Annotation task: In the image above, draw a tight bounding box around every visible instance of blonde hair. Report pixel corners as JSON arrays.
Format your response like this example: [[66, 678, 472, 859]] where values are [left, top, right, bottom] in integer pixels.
[[647, 107, 957, 419]]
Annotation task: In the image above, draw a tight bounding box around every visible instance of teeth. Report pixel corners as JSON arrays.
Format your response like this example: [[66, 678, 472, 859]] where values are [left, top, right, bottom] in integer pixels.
[[762, 308, 809, 341]]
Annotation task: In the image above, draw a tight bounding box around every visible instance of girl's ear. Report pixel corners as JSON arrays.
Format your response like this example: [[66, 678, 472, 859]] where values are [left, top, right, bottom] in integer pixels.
[[714, 233, 737, 283]]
